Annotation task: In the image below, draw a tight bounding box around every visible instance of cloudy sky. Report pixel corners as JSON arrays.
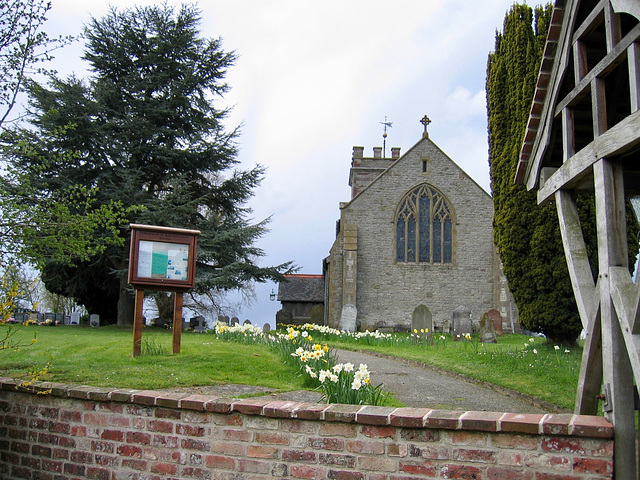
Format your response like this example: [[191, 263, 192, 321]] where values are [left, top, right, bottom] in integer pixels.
[[44, 0, 524, 326]]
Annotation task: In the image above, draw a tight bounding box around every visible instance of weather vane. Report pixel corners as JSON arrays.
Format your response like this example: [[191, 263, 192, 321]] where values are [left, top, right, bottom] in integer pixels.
[[380, 116, 393, 158]]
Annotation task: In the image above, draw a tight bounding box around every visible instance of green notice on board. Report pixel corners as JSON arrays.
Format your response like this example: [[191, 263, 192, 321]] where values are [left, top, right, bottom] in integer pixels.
[[151, 251, 168, 277]]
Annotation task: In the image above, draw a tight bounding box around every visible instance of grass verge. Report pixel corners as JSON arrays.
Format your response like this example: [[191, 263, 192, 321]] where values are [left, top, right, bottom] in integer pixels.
[[0, 325, 304, 393]]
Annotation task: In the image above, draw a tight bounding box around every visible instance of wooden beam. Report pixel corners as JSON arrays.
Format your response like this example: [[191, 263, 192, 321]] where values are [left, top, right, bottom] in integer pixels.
[[628, 42, 640, 112], [556, 189, 601, 416], [574, 306, 602, 415], [172, 292, 183, 354], [562, 107, 576, 160], [611, 0, 640, 20], [592, 77, 608, 137], [537, 109, 640, 203], [594, 158, 637, 480], [133, 289, 144, 358], [555, 23, 640, 115], [573, 40, 588, 83], [604, 2, 623, 51], [610, 266, 640, 333], [556, 190, 598, 327], [571, 0, 607, 45]]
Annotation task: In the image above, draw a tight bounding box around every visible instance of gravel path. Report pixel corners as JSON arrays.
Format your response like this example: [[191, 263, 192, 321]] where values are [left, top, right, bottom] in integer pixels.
[[332, 349, 560, 413]]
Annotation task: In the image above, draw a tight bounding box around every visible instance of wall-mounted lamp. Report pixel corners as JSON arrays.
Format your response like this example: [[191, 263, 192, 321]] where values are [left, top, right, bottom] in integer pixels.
[[269, 289, 276, 301]]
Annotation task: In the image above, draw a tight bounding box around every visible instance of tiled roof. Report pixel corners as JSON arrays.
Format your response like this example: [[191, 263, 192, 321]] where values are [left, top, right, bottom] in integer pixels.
[[277, 274, 325, 303], [516, 0, 565, 186]]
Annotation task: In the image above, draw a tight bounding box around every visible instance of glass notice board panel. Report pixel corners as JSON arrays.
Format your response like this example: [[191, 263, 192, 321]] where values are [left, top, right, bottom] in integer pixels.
[[137, 241, 189, 281]]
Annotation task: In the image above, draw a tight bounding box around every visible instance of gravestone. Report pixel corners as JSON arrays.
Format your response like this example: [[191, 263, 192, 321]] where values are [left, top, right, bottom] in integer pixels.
[[310, 305, 324, 325], [263, 323, 271, 332], [411, 304, 433, 342], [441, 319, 450, 333], [339, 304, 357, 332], [486, 309, 503, 336], [68, 312, 80, 325], [217, 315, 230, 325], [452, 306, 472, 340], [479, 311, 497, 343], [231, 316, 240, 326], [243, 319, 251, 325], [190, 315, 207, 332], [89, 314, 100, 327], [276, 309, 292, 328]]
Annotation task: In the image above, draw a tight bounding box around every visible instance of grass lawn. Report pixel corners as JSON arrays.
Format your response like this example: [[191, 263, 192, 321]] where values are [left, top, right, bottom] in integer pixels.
[[0, 324, 304, 392], [0, 323, 581, 410]]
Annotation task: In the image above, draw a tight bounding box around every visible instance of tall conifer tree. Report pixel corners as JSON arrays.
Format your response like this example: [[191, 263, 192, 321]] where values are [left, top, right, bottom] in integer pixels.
[[3, 4, 293, 324]]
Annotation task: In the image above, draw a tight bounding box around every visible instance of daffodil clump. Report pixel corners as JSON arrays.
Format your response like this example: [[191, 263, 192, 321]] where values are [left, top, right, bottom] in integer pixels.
[[267, 326, 389, 405], [281, 323, 393, 346], [214, 322, 264, 345], [289, 343, 332, 387], [310, 362, 387, 405]]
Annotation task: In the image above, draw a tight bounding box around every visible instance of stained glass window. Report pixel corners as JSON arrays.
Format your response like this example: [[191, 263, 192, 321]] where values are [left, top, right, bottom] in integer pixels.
[[395, 184, 453, 264]]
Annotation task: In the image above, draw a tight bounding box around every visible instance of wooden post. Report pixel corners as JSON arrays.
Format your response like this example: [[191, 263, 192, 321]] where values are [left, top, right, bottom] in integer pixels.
[[133, 289, 145, 357], [172, 292, 183, 354], [594, 158, 637, 480], [555, 190, 603, 414]]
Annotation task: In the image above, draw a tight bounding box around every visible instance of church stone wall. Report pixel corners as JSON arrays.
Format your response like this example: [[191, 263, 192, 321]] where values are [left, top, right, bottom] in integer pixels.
[[330, 137, 499, 331]]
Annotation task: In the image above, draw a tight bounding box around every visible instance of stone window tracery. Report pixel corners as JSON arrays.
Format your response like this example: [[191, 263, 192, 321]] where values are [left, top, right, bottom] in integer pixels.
[[395, 184, 453, 264]]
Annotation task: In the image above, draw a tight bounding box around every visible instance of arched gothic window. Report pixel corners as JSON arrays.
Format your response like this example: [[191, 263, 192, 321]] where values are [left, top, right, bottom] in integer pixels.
[[395, 184, 453, 264]]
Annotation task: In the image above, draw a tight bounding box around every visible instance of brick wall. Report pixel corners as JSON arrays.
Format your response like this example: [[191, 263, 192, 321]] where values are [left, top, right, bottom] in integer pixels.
[[0, 377, 613, 479]]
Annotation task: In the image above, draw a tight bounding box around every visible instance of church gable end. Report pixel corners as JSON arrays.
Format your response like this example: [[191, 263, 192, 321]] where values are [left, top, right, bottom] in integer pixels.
[[327, 119, 511, 332]]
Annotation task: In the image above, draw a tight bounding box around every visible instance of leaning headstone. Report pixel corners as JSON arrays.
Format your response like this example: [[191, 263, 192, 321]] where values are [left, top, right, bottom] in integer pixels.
[[263, 323, 271, 332], [479, 312, 497, 343], [339, 304, 357, 332], [243, 319, 251, 325], [231, 316, 240, 326], [89, 314, 100, 327], [452, 306, 472, 340], [411, 304, 433, 342], [487, 309, 503, 336]]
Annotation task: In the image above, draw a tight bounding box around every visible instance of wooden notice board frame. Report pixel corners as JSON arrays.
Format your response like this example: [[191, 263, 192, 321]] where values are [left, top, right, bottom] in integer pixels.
[[128, 224, 200, 357]]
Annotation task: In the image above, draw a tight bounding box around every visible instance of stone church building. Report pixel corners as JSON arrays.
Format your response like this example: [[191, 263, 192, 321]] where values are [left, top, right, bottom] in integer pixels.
[[322, 118, 513, 332]]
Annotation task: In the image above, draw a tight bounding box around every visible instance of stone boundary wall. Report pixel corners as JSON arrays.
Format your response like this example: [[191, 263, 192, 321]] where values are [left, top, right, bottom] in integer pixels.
[[0, 377, 614, 479]]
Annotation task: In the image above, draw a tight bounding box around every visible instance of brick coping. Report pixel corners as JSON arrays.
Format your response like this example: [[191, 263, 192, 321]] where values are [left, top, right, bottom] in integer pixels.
[[0, 376, 612, 439]]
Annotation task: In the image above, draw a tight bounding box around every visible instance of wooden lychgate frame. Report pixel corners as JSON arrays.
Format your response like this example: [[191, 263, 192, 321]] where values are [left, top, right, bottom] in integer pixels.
[[517, 1, 640, 477], [128, 224, 200, 357]]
